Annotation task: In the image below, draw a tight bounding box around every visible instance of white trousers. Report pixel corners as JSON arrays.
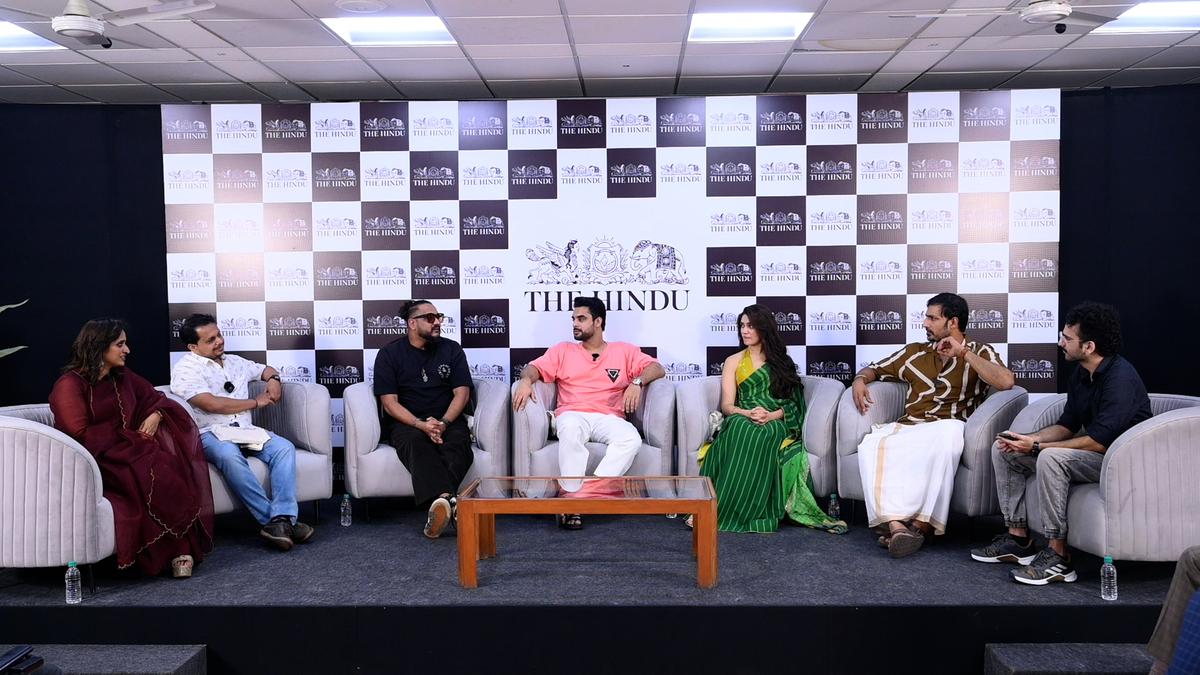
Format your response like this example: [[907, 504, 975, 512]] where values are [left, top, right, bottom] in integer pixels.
[[857, 419, 965, 535], [555, 411, 642, 492]]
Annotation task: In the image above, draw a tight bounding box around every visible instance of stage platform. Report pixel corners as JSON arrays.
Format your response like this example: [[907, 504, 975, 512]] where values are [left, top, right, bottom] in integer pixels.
[[0, 497, 1175, 674]]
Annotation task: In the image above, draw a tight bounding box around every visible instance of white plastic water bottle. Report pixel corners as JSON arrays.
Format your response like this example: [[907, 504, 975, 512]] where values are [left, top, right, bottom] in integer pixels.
[[827, 493, 841, 520], [339, 493, 352, 527], [1101, 555, 1118, 601], [65, 561, 82, 605]]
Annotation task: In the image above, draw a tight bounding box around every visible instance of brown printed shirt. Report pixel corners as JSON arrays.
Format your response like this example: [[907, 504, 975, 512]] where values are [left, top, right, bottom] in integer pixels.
[[868, 338, 1004, 424]]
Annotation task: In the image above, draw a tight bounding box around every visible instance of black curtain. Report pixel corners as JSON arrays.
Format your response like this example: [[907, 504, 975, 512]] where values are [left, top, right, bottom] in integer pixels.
[[1, 85, 1198, 406]]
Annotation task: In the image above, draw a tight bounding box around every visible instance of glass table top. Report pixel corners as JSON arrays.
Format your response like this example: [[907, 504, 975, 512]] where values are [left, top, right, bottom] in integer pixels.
[[459, 476, 714, 500]]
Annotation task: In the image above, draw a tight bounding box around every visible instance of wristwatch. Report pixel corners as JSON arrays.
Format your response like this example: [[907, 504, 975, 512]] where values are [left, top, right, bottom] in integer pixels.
[[267, 374, 281, 382], [1031, 441, 1041, 455], [631, 377, 643, 386]]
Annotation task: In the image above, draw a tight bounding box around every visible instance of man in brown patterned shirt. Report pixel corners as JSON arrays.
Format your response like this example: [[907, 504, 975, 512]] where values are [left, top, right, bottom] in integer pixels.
[[850, 292, 1015, 558]]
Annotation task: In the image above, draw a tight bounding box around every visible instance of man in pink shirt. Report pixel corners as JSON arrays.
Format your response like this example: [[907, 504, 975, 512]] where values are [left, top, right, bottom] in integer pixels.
[[513, 297, 665, 529]]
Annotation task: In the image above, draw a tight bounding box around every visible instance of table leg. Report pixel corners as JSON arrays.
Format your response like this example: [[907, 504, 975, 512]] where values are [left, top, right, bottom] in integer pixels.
[[480, 514, 496, 559], [696, 501, 718, 589], [691, 513, 699, 557], [457, 503, 479, 588]]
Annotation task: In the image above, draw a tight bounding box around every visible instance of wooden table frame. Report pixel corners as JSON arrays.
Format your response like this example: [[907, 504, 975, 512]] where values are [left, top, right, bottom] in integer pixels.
[[455, 476, 718, 589]]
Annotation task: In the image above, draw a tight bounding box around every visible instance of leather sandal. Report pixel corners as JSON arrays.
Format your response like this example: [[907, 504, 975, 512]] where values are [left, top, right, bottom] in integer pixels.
[[171, 555, 194, 578], [557, 514, 583, 530]]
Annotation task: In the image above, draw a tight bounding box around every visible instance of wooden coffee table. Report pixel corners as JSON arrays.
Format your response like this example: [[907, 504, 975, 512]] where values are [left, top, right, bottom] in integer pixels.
[[455, 476, 717, 589]]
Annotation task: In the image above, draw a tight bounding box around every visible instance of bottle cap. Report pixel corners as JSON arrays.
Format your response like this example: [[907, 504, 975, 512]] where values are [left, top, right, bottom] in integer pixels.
[[1103, 555, 1113, 563], [68, 561, 77, 568], [830, 493, 838, 498]]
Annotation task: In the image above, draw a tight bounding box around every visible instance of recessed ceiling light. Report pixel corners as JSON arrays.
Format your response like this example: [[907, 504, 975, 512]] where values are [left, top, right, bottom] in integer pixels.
[[1093, 1, 1200, 33], [0, 22, 66, 51], [334, 0, 388, 13], [688, 12, 812, 42], [321, 16, 455, 45]]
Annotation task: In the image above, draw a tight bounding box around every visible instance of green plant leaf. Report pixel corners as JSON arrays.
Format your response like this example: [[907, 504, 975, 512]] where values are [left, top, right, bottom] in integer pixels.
[[0, 346, 27, 358], [0, 299, 29, 314]]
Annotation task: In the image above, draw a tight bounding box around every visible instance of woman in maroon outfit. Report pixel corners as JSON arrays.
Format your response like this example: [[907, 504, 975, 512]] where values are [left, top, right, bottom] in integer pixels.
[[49, 319, 214, 578]]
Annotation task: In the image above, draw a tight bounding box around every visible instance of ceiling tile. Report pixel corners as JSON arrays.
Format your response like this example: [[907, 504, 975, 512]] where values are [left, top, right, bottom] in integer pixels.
[[919, 15, 997, 39], [1033, 47, 1164, 70], [187, 0, 311, 20], [676, 75, 772, 94], [976, 14, 1090, 38], [694, 0, 823, 9], [394, 79, 493, 99], [487, 79, 583, 98], [288, 81, 403, 101], [803, 12, 929, 41], [212, 61, 286, 82], [86, 48, 198, 63], [584, 77, 675, 96], [353, 45, 468, 59], [246, 46, 358, 60], [1093, 67, 1200, 88], [62, 84, 183, 103], [0, 50, 95, 65], [430, 0, 564, 17], [292, 0, 436, 17], [822, 0, 961, 10], [859, 72, 920, 91], [269, 59, 381, 81], [196, 19, 345, 48], [783, 50, 893, 75], [932, 49, 1055, 71], [6, 63, 142, 85], [906, 70, 1016, 90], [575, 43, 680, 57], [0, 85, 93, 103], [464, 44, 573, 58], [769, 73, 872, 92], [189, 48, 253, 62], [158, 83, 276, 102], [578, 54, 679, 78], [685, 41, 794, 56], [682, 53, 786, 77], [140, 20, 235, 49], [1182, 34, 1200, 47], [1069, 32, 1189, 49], [446, 16, 569, 44], [0, 67, 43, 86], [1001, 69, 1116, 89], [473, 57, 579, 79], [879, 49, 950, 72], [570, 15, 688, 44], [564, 0, 692, 14], [251, 82, 316, 101], [370, 58, 481, 80], [1133, 47, 1200, 69], [960, 34, 1083, 50], [109, 61, 239, 84]]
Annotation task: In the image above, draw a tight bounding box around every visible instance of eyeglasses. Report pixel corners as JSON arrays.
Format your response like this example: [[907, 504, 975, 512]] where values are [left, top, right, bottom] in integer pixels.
[[411, 313, 445, 323], [223, 381, 235, 393]]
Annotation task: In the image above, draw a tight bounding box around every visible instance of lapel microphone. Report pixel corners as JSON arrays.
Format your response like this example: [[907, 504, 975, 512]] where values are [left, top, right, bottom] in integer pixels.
[[591, 353, 599, 361]]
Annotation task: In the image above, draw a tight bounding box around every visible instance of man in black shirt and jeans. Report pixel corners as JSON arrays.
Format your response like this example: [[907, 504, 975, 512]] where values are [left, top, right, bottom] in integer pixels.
[[373, 300, 473, 539], [971, 301, 1152, 584]]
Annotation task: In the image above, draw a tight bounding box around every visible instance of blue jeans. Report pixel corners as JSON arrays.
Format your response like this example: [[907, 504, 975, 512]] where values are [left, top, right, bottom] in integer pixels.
[[201, 431, 298, 525]]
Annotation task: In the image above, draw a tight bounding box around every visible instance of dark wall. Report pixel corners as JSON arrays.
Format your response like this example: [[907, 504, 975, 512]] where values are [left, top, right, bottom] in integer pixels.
[[0, 105, 167, 405], [0, 86, 1197, 406]]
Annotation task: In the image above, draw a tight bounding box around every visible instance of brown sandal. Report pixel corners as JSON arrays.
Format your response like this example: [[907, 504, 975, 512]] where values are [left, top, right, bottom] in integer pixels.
[[171, 555, 194, 578]]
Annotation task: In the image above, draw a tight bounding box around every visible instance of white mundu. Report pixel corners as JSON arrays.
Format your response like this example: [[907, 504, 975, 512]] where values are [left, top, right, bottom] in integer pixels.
[[857, 419, 966, 535]]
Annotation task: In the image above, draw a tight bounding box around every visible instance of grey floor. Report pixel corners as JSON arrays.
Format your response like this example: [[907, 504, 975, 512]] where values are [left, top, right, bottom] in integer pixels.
[[0, 498, 1175, 610]]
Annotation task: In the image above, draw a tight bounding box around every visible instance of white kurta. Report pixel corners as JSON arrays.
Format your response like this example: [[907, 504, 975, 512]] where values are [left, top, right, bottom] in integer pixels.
[[857, 418, 965, 534]]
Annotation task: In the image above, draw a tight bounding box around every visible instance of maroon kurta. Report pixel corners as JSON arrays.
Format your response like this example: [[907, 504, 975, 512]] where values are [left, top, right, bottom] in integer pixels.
[[49, 368, 215, 575]]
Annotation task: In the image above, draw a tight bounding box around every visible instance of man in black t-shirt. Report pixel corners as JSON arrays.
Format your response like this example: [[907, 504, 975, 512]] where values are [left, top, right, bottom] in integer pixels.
[[373, 299, 473, 539]]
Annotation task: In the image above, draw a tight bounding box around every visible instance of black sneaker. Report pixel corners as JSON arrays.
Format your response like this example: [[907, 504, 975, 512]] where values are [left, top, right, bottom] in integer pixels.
[[290, 520, 315, 544], [424, 497, 451, 539], [260, 516, 294, 551], [1011, 548, 1077, 585], [971, 533, 1036, 564]]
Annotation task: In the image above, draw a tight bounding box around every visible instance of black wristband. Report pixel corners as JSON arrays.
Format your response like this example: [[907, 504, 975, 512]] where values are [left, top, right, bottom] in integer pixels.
[[1032, 441, 1041, 455], [267, 374, 281, 382]]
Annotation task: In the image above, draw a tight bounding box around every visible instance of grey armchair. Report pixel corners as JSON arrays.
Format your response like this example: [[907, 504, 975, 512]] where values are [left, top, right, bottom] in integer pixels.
[[674, 375, 844, 496], [511, 379, 675, 477], [1013, 393, 1200, 561], [0, 404, 115, 568], [158, 381, 334, 514], [342, 378, 510, 498], [835, 381, 1028, 517]]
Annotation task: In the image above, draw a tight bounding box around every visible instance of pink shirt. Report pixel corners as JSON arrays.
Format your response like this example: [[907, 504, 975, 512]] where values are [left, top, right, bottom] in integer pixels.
[[531, 341, 657, 419]]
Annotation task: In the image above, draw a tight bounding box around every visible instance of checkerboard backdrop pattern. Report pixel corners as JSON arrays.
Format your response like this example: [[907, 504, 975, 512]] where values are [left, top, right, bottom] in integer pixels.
[[162, 90, 1061, 445]]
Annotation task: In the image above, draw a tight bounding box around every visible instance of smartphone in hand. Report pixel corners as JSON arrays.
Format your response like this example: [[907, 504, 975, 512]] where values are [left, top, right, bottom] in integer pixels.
[[997, 432, 1018, 441]]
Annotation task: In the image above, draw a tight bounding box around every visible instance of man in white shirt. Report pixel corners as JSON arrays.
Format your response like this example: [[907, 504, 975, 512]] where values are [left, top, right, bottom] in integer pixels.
[[170, 313, 314, 551]]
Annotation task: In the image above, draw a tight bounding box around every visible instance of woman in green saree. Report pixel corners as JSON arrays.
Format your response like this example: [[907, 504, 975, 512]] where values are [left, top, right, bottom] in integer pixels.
[[697, 304, 847, 534]]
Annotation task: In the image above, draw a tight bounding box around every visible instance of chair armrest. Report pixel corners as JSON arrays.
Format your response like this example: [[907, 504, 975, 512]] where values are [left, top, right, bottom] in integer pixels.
[[1099, 407, 1200, 559], [250, 381, 332, 457], [511, 380, 550, 477], [961, 387, 1028, 470], [801, 376, 845, 462], [675, 377, 720, 476], [1008, 394, 1068, 436], [639, 379, 675, 468], [836, 381, 907, 459], [471, 378, 511, 476], [343, 382, 382, 458]]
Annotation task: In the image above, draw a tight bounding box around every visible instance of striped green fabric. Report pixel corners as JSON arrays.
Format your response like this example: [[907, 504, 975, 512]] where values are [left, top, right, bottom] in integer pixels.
[[700, 352, 846, 534]]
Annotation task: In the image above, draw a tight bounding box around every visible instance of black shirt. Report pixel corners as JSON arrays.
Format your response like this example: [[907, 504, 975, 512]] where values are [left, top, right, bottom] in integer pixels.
[[1056, 354, 1152, 449], [373, 337, 472, 433]]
